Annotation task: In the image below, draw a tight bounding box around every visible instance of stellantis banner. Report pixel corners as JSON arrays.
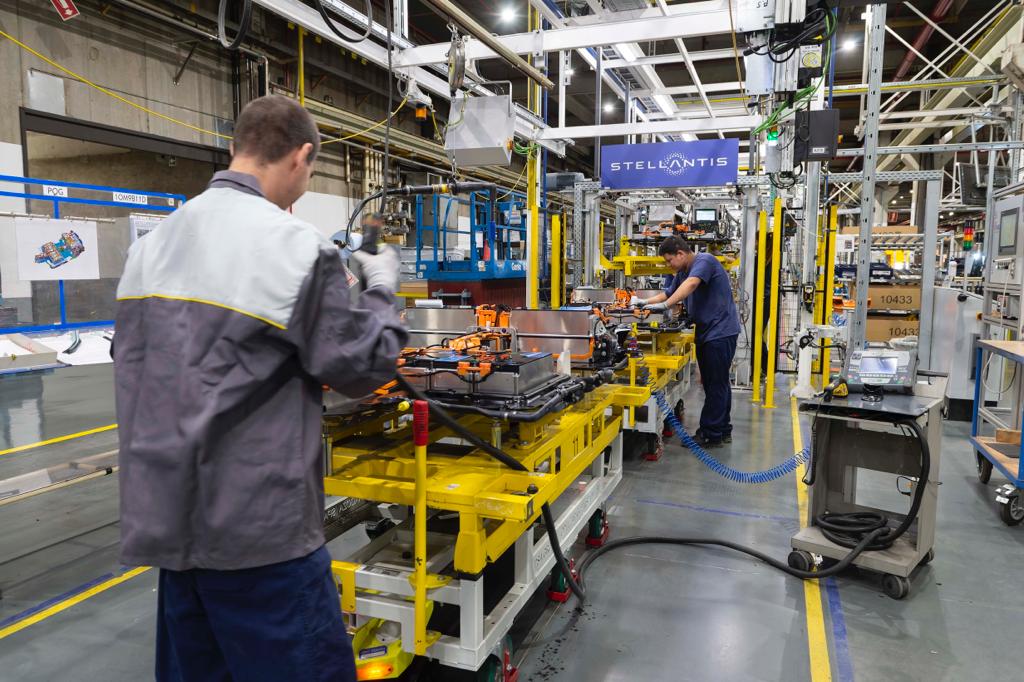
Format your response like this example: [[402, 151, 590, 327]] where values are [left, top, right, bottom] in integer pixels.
[[600, 139, 739, 189]]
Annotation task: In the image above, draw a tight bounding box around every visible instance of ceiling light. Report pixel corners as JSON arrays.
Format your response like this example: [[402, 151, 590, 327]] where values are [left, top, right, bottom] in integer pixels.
[[604, 102, 614, 113], [843, 39, 856, 52], [565, 68, 574, 77], [500, 7, 515, 23]]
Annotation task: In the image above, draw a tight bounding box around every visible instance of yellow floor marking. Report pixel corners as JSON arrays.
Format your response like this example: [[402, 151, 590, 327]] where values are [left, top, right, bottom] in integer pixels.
[[0, 423, 117, 457], [791, 393, 832, 681], [0, 567, 151, 640]]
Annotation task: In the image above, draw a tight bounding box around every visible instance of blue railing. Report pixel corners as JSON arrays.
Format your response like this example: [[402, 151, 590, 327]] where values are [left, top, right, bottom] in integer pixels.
[[0, 175, 185, 335]]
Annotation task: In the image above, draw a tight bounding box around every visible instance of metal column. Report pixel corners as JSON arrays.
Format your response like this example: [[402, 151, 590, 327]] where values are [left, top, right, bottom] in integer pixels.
[[735, 186, 760, 387], [803, 162, 822, 288], [917, 179, 940, 369], [852, 3, 887, 350]]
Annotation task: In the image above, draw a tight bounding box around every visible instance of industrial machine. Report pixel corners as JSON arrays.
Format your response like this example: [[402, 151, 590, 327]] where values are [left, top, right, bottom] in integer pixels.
[[988, 193, 1024, 287], [793, 350, 945, 599], [320, 304, 640, 680]]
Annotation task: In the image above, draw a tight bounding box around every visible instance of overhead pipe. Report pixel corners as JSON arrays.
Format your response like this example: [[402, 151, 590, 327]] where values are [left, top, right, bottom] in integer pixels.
[[420, 0, 555, 90], [892, 0, 955, 81]]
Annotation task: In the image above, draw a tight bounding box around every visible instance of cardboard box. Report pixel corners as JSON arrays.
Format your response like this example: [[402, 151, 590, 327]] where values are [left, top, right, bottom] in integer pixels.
[[865, 316, 919, 342], [849, 284, 921, 311], [840, 225, 919, 235]]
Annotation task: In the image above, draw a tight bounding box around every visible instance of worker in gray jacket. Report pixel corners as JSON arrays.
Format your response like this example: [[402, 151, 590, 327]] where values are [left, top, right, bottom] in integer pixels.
[[114, 95, 407, 682]]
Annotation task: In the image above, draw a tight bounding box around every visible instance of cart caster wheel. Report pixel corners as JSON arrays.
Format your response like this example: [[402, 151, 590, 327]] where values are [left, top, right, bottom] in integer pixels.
[[882, 574, 910, 600], [478, 635, 517, 682], [977, 453, 993, 485], [585, 509, 610, 547], [788, 550, 814, 572], [998, 491, 1024, 526], [919, 548, 935, 566]]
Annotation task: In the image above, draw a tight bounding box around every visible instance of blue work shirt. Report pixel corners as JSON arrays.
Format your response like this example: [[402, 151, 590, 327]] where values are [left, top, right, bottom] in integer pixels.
[[663, 252, 741, 344]]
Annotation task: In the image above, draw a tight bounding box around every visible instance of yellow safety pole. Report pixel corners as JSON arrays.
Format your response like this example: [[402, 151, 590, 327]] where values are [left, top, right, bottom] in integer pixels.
[[551, 214, 562, 308], [763, 199, 783, 408], [526, 5, 541, 309], [751, 210, 768, 403], [810, 212, 825, 381], [820, 204, 838, 387], [297, 27, 305, 106], [412, 401, 429, 655]]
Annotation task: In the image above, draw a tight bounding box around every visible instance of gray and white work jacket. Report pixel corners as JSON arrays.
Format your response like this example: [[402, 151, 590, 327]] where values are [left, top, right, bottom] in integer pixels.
[[114, 171, 407, 571]]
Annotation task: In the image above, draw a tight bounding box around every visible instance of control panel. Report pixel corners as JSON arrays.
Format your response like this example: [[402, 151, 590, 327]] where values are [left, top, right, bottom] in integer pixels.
[[844, 348, 918, 394], [989, 194, 1024, 286]]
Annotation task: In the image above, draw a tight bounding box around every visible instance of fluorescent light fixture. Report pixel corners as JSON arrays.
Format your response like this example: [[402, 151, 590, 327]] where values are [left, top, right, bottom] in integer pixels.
[[616, 43, 643, 64], [500, 7, 515, 22], [843, 38, 856, 52]]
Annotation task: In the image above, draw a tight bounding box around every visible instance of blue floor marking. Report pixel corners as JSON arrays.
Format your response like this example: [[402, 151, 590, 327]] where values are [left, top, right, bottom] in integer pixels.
[[635, 498, 793, 523], [825, 578, 855, 682], [0, 570, 119, 629]]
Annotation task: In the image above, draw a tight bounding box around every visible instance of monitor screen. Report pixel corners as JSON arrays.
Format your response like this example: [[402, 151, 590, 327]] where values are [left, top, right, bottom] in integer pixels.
[[860, 356, 897, 375], [1000, 210, 1018, 253], [695, 208, 717, 222]]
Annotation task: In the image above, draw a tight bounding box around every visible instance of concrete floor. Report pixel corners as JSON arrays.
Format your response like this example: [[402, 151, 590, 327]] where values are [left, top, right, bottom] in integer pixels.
[[1, 363, 1022, 681]]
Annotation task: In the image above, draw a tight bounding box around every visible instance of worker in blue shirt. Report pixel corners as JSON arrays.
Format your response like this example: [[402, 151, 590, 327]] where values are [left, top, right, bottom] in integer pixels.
[[632, 236, 741, 447]]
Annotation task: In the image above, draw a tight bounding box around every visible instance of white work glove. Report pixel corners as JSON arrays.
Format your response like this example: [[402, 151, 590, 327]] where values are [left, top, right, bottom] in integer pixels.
[[349, 248, 400, 294], [629, 295, 644, 307], [643, 301, 669, 312]]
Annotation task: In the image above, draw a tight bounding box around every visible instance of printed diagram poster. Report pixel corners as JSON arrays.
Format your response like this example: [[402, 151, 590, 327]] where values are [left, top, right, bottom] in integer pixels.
[[15, 217, 100, 280]]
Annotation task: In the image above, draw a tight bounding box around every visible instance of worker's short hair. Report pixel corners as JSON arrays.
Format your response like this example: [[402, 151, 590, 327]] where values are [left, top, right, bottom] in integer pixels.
[[658, 236, 692, 256], [232, 95, 320, 165]]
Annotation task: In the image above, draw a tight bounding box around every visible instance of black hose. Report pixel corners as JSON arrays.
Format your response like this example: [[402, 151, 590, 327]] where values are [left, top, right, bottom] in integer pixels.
[[217, 0, 253, 50], [577, 418, 930, 586], [380, 0, 393, 212], [394, 374, 587, 601], [313, 0, 373, 44]]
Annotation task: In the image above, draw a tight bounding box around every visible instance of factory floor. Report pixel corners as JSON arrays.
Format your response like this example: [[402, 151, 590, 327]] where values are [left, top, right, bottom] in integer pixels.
[[1, 364, 1022, 682]]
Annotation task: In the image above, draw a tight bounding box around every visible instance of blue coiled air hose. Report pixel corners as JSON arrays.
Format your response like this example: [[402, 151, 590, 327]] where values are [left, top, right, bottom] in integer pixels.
[[636, 354, 809, 484]]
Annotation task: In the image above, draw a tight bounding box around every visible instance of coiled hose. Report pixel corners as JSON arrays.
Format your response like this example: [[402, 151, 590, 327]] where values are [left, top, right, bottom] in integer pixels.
[[636, 353, 810, 484]]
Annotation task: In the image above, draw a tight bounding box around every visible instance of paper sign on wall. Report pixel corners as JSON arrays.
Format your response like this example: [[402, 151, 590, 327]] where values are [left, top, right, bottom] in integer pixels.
[[15, 218, 100, 281]]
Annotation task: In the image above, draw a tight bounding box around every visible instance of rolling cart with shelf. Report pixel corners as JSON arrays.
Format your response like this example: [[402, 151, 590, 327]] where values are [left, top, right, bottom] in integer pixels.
[[970, 339, 1024, 526]]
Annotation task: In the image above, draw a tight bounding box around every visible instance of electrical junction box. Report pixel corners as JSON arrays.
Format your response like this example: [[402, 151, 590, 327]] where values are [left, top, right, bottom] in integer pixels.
[[744, 51, 774, 96], [444, 94, 514, 168], [735, 0, 776, 33], [793, 109, 840, 162]]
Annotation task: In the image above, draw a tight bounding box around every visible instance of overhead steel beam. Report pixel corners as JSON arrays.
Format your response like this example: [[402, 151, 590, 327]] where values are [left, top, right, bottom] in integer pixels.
[[633, 82, 744, 98], [602, 49, 735, 70], [419, 0, 554, 89], [250, 0, 566, 155], [538, 115, 758, 140], [830, 74, 1004, 96], [837, 140, 1024, 157], [394, 4, 733, 68]]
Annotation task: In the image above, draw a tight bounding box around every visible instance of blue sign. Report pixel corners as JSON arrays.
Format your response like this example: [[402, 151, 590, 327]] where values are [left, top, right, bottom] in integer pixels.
[[600, 139, 739, 189]]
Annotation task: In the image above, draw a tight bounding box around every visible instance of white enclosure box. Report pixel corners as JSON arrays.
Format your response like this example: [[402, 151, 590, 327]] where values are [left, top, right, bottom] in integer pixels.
[[444, 94, 514, 168]]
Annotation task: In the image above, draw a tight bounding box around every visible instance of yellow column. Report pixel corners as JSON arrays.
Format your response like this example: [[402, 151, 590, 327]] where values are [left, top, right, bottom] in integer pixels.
[[526, 5, 541, 309], [412, 402, 428, 655], [820, 205, 838, 387], [763, 199, 783, 408], [551, 214, 562, 308], [810, 213, 825, 381], [751, 210, 768, 403], [297, 27, 306, 106]]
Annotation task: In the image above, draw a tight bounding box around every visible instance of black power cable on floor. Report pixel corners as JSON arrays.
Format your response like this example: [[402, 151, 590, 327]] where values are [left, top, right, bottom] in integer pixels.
[[578, 418, 930, 586]]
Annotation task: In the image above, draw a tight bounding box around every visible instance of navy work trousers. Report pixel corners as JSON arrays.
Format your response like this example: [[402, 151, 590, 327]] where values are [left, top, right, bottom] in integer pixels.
[[156, 545, 355, 682], [694, 334, 738, 441]]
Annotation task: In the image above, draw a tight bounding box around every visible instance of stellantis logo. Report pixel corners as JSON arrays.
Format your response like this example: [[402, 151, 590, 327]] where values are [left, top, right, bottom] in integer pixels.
[[609, 152, 731, 175]]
